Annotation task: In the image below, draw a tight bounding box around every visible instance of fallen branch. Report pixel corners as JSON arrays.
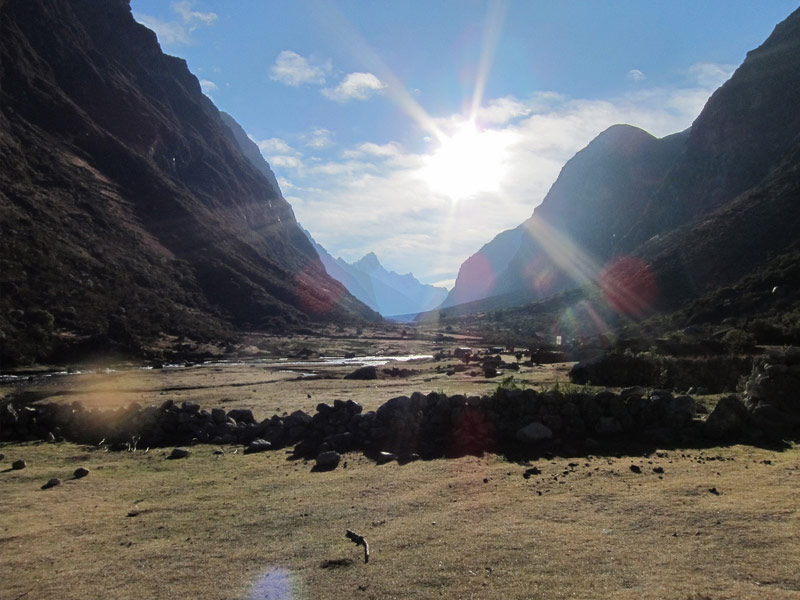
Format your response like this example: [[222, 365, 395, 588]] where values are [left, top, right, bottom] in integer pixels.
[[345, 529, 370, 563]]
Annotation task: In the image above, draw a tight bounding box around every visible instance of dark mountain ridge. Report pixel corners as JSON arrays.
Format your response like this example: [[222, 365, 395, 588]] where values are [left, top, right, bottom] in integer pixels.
[[0, 0, 377, 365], [442, 124, 687, 308]]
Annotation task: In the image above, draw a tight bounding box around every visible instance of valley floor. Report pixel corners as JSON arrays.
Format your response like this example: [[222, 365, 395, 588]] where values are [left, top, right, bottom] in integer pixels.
[[1, 333, 798, 599]]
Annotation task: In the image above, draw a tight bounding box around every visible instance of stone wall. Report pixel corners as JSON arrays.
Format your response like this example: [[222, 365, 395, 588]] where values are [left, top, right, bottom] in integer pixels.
[[2, 356, 798, 461]]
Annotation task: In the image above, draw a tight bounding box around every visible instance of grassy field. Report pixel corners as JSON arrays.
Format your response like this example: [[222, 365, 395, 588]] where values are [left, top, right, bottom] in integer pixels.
[[1, 439, 798, 599], [2, 333, 799, 599]]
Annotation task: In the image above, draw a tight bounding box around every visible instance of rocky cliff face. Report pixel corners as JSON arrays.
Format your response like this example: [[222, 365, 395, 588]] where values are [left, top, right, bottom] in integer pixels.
[[443, 6, 800, 315], [623, 5, 800, 249], [303, 231, 448, 317], [0, 0, 377, 365]]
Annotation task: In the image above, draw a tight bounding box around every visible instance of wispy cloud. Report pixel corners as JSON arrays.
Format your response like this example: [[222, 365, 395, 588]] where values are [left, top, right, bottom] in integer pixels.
[[134, 1, 217, 46], [322, 72, 386, 102], [269, 51, 329, 87], [305, 128, 334, 149], [628, 69, 646, 82]]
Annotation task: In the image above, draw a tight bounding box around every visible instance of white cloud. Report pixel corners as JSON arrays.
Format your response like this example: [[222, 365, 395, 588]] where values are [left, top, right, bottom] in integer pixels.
[[322, 72, 386, 102], [305, 128, 333, 149], [269, 156, 304, 169], [342, 142, 403, 159], [477, 96, 531, 125], [688, 62, 736, 88], [628, 69, 646, 82], [172, 1, 217, 26], [134, 1, 217, 46], [269, 51, 329, 87], [199, 79, 218, 96], [254, 137, 296, 156]]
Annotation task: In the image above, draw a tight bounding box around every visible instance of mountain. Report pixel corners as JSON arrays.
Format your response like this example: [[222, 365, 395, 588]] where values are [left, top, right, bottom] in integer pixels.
[[442, 6, 800, 317], [302, 230, 448, 317], [442, 124, 687, 308], [218, 111, 282, 199], [0, 0, 378, 365]]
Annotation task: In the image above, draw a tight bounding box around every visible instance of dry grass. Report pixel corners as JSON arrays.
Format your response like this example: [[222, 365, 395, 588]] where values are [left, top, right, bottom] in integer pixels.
[[1, 440, 798, 600], [3, 336, 798, 598]]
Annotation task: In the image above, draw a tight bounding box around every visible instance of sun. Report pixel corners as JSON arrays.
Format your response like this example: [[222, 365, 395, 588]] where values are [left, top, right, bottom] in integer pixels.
[[419, 120, 511, 200]]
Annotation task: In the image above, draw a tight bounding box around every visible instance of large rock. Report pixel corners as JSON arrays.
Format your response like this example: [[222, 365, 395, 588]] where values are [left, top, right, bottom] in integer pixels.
[[703, 395, 748, 440], [344, 366, 378, 380], [315, 450, 341, 469], [516, 422, 553, 442], [243, 439, 272, 454]]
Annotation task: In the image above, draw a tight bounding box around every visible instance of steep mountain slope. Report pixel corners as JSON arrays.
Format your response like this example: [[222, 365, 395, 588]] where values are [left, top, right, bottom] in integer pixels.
[[303, 230, 448, 316], [0, 0, 377, 365], [218, 111, 282, 199], [442, 125, 686, 307], [624, 6, 800, 249]]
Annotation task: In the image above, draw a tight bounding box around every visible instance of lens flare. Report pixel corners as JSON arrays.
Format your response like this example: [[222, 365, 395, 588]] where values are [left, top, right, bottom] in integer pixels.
[[598, 255, 658, 317]]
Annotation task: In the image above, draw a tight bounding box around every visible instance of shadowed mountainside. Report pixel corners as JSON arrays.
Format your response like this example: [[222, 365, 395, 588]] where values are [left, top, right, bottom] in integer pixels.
[[442, 124, 687, 308], [0, 0, 378, 365]]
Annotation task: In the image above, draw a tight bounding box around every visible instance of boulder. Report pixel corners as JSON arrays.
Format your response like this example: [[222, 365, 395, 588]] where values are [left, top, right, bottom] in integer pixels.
[[12, 459, 26, 470], [244, 439, 272, 454], [596, 417, 623, 435], [168, 447, 189, 459], [516, 422, 553, 442], [344, 366, 377, 380], [73, 467, 90, 479], [315, 450, 341, 469], [228, 409, 255, 424], [41, 478, 61, 489], [703, 395, 748, 440]]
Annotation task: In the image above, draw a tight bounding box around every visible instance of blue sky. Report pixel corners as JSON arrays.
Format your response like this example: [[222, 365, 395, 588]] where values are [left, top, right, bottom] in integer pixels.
[[131, 0, 799, 289]]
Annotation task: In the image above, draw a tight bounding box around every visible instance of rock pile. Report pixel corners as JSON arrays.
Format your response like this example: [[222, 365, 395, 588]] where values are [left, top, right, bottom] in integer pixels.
[[743, 347, 800, 435]]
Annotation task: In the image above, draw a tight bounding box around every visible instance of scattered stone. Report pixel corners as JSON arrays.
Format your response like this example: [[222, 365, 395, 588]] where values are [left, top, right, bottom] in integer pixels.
[[213, 449, 225, 455], [653, 467, 664, 474], [522, 466, 542, 479], [516, 422, 553, 443], [315, 450, 341, 469], [168, 448, 189, 459], [73, 467, 90, 479], [41, 478, 61, 489], [0, 453, 4, 461], [708, 487, 720, 495], [243, 439, 272, 454], [629, 465, 642, 474], [11, 459, 26, 470]]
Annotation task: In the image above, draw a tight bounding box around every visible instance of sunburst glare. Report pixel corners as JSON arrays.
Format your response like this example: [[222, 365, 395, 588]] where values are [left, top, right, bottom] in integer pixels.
[[419, 120, 513, 200]]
